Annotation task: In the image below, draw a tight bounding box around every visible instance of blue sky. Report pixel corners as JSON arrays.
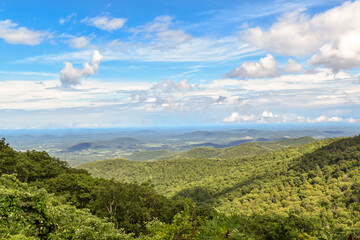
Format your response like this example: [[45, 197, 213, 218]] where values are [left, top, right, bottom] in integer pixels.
[[0, 0, 359, 128]]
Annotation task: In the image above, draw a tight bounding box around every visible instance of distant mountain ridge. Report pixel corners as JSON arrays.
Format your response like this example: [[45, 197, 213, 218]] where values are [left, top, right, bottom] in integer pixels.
[[124, 136, 315, 161]]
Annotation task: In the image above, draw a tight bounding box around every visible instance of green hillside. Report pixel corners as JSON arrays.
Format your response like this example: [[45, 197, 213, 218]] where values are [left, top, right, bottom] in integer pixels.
[[78, 137, 327, 198], [0, 138, 202, 239], [78, 136, 360, 238], [124, 136, 316, 161], [125, 149, 177, 161], [178, 136, 316, 160], [3, 136, 360, 239]]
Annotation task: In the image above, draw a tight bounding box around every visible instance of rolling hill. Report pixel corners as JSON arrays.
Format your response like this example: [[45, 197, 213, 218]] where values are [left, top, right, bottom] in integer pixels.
[[78, 135, 360, 238], [78, 137, 325, 198], [3, 135, 360, 239], [124, 136, 316, 161]]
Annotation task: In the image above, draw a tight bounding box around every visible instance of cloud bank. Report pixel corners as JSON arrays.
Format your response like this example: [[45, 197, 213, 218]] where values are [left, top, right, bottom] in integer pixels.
[[60, 50, 103, 87], [242, 0, 360, 72], [223, 111, 357, 124]]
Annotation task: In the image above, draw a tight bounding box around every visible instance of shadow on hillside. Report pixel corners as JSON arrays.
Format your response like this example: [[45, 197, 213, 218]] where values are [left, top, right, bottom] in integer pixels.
[[177, 136, 360, 207], [173, 186, 216, 206]]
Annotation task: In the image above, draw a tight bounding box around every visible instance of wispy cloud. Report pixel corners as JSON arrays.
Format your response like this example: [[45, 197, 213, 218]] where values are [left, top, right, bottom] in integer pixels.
[[23, 36, 260, 63], [0, 70, 57, 77], [131, 16, 191, 45], [82, 16, 126, 31], [68, 36, 91, 49], [59, 13, 77, 25]]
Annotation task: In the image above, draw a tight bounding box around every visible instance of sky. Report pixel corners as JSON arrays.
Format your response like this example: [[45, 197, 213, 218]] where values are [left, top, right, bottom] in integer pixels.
[[0, 0, 359, 129]]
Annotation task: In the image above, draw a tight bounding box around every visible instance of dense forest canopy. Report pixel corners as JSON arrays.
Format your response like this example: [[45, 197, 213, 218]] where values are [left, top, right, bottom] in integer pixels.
[[1, 136, 360, 239]]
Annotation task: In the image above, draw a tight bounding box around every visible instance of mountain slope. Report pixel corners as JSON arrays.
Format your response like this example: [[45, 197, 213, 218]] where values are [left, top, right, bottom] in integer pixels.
[[78, 136, 360, 238], [78, 137, 329, 198], [125, 136, 316, 161]]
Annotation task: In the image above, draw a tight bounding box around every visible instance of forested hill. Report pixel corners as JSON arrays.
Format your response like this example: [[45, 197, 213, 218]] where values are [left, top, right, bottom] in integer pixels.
[[79, 135, 360, 238], [3, 136, 360, 239], [0, 138, 208, 239], [124, 136, 316, 161], [169, 136, 316, 160], [78, 137, 329, 197]]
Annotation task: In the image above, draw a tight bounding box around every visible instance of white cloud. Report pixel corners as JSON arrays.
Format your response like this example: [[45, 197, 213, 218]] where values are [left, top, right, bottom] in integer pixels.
[[305, 115, 357, 123], [261, 110, 275, 118], [68, 36, 90, 49], [60, 50, 103, 87], [308, 32, 360, 72], [225, 54, 280, 78], [0, 71, 358, 127], [241, 0, 360, 72], [223, 110, 283, 123], [82, 16, 126, 31], [151, 79, 193, 93], [258, 110, 283, 123], [0, 79, 152, 111], [223, 111, 359, 124], [283, 58, 303, 73], [223, 112, 255, 123], [132, 79, 196, 111], [0, 19, 48, 45]]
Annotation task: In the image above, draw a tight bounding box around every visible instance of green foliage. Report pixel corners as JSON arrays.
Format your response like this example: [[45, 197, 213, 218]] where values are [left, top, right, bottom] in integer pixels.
[[0, 174, 132, 239], [89, 179, 180, 235], [0, 137, 86, 183], [2, 135, 360, 239], [126, 150, 177, 161], [170, 136, 316, 160], [0, 138, 192, 236], [79, 136, 360, 239], [77, 137, 326, 198], [123, 137, 316, 162], [141, 204, 202, 240]]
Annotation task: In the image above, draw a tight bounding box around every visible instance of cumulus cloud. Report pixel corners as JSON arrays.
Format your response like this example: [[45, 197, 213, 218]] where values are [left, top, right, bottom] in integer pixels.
[[222, 110, 282, 123], [308, 32, 360, 72], [305, 115, 356, 123], [131, 79, 195, 111], [0, 19, 48, 45], [68, 36, 90, 49], [225, 54, 280, 78], [82, 16, 126, 31], [283, 59, 303, 73], [258, 110, 283, 123], [223, 112, 255, 123], [60, 50, 103, 87], [222, 110, 280, 123], [241, 0, 360, 71]]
